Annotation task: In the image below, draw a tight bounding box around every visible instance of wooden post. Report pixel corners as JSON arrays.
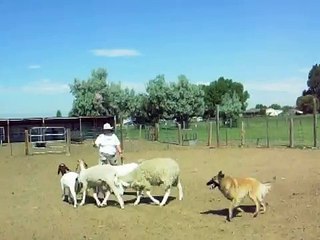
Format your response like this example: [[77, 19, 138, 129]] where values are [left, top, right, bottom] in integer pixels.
[[216, 105, 220, 148], [155, 123, 160, 141], [266, 117, 270, 148], [24, 130, 29, 155], [240, 121, 245, 147], [313, 97, 317, 148], [7, 120, 12, 156], [66, 128, 71, 156], [207, 121, 212, 146], [120, 116, 124, 152], [289, 117, 294, 148], [178, 123, 182, 145], [139, 125, 142, 139], [79, 117, 83, 138], [225, 127, 228, 146]]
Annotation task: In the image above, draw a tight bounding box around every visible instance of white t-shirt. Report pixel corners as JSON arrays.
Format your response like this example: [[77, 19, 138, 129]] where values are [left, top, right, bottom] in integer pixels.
[[95, 133, 120, 155]]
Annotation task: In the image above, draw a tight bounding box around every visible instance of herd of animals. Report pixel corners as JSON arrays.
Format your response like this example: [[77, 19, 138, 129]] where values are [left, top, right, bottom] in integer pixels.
[[58, 157, 272, 222]]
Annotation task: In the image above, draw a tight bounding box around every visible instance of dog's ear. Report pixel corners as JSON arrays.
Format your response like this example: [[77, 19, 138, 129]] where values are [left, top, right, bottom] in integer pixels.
[[218, 170, 224, 178]]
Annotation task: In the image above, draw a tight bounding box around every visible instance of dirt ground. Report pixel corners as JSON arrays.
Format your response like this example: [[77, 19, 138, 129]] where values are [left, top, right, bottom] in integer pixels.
[[0, 141, 320, 240]]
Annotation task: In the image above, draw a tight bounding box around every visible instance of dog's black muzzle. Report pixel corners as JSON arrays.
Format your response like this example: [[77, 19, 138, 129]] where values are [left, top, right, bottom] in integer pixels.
[[206, 178, 219, 190]]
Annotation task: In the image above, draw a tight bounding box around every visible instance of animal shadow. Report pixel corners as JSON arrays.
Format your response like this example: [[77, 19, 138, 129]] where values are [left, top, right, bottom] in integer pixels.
[[125, 195, 176, 205], [200, 205, 256, 218]]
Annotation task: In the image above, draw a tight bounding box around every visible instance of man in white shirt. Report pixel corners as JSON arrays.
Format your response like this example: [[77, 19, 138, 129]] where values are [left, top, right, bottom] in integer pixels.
[[94, 123, 122, 165]]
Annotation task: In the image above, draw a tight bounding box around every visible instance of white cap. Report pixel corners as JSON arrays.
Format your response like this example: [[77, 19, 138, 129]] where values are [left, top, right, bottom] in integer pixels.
[[103, 123, 113, 130]]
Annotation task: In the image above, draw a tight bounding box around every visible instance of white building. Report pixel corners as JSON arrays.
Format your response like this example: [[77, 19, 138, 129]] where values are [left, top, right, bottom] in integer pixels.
[[266, 108, 283, 116]]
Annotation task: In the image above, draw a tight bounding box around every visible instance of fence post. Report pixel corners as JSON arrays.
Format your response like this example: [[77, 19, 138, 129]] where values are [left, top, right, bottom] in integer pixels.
[[266, 117, 270, 148], [178, 123, 182, 145], [24, 130, 29, 155], [155, 123, 160, 141], [240, 121, 245, 147], [216, 105, 220, 147], [139, 125, 142, 139], [225, 127, 228, 146], [289, 117, 294, 148], [313, 97, 317, 148], [207, 121, 212, 146], [66, 128, 71, 156], [120, 117, 124, 151], [7, 120, 12, 157]]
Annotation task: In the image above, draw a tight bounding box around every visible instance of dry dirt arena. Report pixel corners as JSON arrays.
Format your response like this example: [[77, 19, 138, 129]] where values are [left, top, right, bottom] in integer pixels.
[[0, 141, 320, 240]]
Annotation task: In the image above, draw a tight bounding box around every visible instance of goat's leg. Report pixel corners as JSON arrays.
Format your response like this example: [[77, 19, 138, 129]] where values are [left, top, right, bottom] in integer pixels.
[[93, 186, 102, 206], [160, 188, 171, 206], [100, 190, 111, 206], [61, 185, 66, 201], [69, 187, 78, 208], [133, 191, 143, 206], [146, 190, 160, 205], [177, 180, 183, 201], [79, 183, 87, 206]]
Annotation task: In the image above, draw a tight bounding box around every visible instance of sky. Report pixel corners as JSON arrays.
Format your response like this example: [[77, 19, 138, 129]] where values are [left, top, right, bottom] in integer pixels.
[[0, 0, 319, 118]]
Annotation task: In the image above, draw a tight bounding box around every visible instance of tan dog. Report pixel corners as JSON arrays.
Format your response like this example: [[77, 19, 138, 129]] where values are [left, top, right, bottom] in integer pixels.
[[207, 170, 271, 221]]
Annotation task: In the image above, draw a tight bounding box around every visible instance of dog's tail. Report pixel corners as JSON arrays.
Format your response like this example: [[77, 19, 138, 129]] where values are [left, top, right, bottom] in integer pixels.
[[259, 182, 272, 200]]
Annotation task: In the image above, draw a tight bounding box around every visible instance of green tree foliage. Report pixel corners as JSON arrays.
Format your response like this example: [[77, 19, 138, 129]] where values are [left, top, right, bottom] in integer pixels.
[[304, 64, 320, 97], [69, 68, 108, 116], [255, 104, 267, 109], [145, 75, 172, 123], [220, 91, 242, 127], [69, 68, 136, 121], [56, 110, 62, 117], [296, 95, 318, 114], [202, 77, 249, 117], [297, 64, 320, 113], [169, 75, 205, 127], [269, 104, 281, 110], [103, 82, 136, 120], [281, 105, 293, 113]]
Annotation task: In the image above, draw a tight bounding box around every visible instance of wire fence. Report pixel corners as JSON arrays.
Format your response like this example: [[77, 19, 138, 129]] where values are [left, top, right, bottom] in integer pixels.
[[116, 114, 320, 151]]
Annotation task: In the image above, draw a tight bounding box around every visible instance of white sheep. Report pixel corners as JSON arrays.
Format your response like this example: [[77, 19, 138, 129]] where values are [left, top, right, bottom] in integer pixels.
[[99, 162, 139, 206], [57, 163, 80, 208], [77, 159, 125, 208], [117, 157, 184, 206]]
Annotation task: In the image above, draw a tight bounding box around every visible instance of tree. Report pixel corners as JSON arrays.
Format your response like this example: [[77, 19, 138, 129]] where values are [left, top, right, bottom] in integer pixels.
[[255, 104, 267, 109], [220, 91, 242, 127], [202, 77, 249, 118], [145, 75, 171, 123], [69, 68, 108, 116], [281, 105, 293, 113], [296, 64, 320, 113], [169, 75, 205, 128], [296, 95, 318, 114], [306, 64, 320, 98], [269, 104, 281, 110], [103, 82, 136, 121], [56, 110, 62, 117]]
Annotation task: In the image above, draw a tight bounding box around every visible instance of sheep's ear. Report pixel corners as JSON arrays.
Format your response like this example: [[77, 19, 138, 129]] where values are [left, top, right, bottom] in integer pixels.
[[218, 170, 224, 178]]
